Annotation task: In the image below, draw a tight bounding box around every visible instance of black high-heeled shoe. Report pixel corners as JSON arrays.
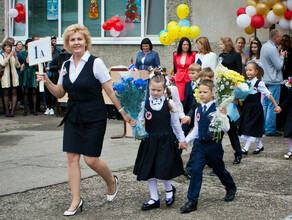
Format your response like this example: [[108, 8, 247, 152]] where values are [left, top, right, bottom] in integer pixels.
[[164, 185, 176, 207], [63, 198, 84, 216]]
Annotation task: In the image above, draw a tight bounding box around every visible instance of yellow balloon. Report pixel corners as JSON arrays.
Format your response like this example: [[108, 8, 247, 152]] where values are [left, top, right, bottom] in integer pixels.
[[189, 26, 200, 39], [178, 26, 191, 39], [245, 25, 255, 35], [159, 32, 172, 45], [268, 0, 281, 7], [256, 2, 271, 16], [273, 2, 287, 16], [167, 21, 180, 39], [177, 4, 189, 19], [246, 0, 259, 7]]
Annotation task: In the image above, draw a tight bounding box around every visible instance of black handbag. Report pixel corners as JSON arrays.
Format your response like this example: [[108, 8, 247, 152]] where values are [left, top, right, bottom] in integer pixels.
[[0, 54, 5, 78]]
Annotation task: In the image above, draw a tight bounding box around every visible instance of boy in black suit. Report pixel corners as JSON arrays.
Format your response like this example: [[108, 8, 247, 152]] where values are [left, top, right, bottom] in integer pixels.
[[181, 63, 201, 136]]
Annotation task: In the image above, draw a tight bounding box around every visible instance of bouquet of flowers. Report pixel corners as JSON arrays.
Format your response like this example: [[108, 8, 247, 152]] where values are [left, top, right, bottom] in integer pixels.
[[113, 76, 149, 140], [284, 77, 292, 90], [208, 64, 245, 141]]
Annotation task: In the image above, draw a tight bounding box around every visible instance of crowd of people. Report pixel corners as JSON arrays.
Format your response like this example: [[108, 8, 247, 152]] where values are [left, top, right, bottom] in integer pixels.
[[0, 36, 70, 117], [1, 25, 291, 216]]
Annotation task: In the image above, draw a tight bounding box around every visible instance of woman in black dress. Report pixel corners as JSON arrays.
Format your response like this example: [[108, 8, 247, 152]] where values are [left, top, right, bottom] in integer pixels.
[[36, 24, 134, 216]]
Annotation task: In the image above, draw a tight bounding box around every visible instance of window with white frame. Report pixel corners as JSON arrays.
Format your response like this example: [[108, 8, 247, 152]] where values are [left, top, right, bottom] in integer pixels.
[[8, 0, 165, 44]]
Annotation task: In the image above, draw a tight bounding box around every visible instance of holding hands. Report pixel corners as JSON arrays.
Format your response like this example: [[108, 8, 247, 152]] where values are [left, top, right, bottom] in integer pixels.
[[274, 106, 282, 114], [179, 142, 188, 151]]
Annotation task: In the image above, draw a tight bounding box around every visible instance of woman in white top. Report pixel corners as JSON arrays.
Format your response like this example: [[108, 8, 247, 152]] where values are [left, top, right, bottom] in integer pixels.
[[195, 37, 218, 72], [36, 24, 135, 216]]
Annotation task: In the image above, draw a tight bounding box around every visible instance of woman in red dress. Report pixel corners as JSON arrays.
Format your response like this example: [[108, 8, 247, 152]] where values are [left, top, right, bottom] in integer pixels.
[[173, 37, 196, 101]]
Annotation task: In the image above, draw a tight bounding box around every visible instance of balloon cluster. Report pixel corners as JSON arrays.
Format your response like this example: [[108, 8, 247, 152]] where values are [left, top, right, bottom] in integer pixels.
[[236, 0, 292, 34], [102, 16, 125, 37], [159, 4, 200, 46], [8, 3, 26, 23]]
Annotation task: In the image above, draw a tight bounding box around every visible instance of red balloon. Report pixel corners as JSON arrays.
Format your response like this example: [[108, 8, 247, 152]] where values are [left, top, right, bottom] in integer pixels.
[[284, 11, 292, 20], [114, 22, 124, 32], [14, 16, 22, 23], [18, 11, 25, 19], [251, 14, 265, 29], [237, 7, 246, 16], [15, 3, 24, 12], [102, 22, 111, 31], [107, 19, 115, 28], [111, 16, 120, 24]]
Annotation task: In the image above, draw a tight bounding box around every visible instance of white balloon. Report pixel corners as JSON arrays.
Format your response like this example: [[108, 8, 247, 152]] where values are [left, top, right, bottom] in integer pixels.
[[246, 6, 257, 17], [263, 17, 272, 29], [8, 9, 18, 18], [110, 28, 120, 37], [267, 10, 280, 24], [236, 14, 251, 28], [287, 0, 292, 11], [279, 18, 290, 30]]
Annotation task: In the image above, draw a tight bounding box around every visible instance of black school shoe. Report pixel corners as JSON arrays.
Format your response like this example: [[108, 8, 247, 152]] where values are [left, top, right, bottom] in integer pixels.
[[180, 200, 197, 213], [265, 131, 282, 136], [253, 146, 264, 154], [233, 156, 242, 164], [224, 186, 237, 202], [141, 199, 160, 211], [165, 185, 176, 207]]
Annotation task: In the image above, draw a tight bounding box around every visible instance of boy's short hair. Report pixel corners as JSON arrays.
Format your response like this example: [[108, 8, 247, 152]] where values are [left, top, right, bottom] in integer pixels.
[[199, 79, 214, 91], [188, 63, 201, 72], [199, 67, 214, 79]]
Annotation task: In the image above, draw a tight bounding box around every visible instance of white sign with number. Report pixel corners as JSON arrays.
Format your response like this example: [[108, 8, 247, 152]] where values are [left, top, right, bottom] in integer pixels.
[[28, 37, 52, 66], [28, 37, 52, 92]]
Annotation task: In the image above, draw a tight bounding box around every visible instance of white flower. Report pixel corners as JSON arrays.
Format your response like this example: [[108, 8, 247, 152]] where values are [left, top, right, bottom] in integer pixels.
[[226, 81, 229, 85], [220, 85, 224, 90]]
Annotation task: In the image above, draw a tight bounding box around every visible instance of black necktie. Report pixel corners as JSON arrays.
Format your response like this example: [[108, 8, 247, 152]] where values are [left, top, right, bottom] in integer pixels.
[[203, 105, 207, 114]]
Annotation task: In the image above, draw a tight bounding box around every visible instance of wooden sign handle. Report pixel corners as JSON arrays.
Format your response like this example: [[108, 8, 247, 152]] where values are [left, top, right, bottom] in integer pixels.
[[38, 63, 45, 92]]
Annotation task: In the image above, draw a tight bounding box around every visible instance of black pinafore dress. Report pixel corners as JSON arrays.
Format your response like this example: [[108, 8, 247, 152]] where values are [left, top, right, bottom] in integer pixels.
[[61, 55, 107, 157], [133, 98, 184, 181], [238, 80, 264, 138]]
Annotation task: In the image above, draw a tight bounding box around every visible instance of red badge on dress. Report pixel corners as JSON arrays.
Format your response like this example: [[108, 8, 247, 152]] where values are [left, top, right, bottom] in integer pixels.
[[197, 113, 201, 122], [145, 111, 152, 120]]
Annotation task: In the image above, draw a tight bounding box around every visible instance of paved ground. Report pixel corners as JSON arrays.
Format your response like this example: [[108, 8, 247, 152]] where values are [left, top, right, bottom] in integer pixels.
[[0, 109, 291, 220]]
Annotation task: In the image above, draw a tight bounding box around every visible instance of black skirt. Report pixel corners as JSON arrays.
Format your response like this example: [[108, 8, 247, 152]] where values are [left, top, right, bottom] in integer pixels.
[[63, 120, 106, 157], [238, 102, 264, 137], [133, 133, 184, 181]]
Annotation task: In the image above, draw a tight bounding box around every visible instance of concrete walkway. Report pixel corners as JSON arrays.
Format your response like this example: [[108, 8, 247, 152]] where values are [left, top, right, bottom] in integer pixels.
[[0, 113, 291, 219]]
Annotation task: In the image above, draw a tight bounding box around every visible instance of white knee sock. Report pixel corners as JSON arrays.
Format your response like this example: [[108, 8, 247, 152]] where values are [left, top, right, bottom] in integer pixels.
[[147, 178, 159, 204], [288, 138, 292, 152], [244, 141, 252, 151], [256, 138, 263, 149], [162, 180, 172, 199]]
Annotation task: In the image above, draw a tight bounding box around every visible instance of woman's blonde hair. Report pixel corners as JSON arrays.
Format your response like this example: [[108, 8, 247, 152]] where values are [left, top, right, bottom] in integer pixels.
[[196, 37, 213, 54], [62, 24, 91, 53], [220, 37, 235, 53]]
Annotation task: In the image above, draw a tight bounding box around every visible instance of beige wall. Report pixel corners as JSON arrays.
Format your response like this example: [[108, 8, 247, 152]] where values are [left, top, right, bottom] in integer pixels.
[[1, 0, 290, 74]]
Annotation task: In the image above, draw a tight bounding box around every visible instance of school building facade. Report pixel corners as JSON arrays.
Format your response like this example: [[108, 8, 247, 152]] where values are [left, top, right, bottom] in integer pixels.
[[0, 0, 284, 72]]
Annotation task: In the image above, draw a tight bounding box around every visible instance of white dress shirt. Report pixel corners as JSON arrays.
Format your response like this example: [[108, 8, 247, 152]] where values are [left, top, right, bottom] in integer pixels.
[[169, 85, 185, 119], [185, 100, 229, 144], [58, 51, 111, 85], [195, 52, 218, 72], [138, 94, 186, 143]]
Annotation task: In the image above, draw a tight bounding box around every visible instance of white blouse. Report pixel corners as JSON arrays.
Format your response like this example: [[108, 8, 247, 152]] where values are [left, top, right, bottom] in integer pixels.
[[248, 77, 271, 98], [58, 51, 111, 85], [169, 85, 185, 119], [138, 94, 186, 143], [195, 52, 218, 72]]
